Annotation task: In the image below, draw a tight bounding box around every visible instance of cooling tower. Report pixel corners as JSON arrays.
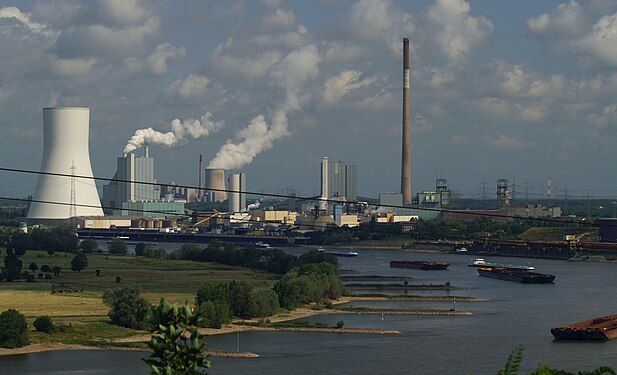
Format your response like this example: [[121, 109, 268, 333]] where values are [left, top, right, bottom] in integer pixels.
[[28, 107, 104, 219], [204, 168, 227, 202]]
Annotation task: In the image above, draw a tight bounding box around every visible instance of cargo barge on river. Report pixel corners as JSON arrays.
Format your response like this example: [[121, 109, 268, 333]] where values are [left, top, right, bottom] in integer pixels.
[[390, 260, 449, 270], [551, 314, 617, 341], [477, 267, 555, 283]]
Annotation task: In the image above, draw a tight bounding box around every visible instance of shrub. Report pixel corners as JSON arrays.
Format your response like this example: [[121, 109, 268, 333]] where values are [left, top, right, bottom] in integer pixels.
[[336, 320, 344, 329], [108, 239, 128, 255], [78, 239, 99, 253], [71, 254, 88, 272], [0, 309, 29, 348], [33, 316, 55, 333], [102, 286, 150, 329], [143, 299, 210, 374]]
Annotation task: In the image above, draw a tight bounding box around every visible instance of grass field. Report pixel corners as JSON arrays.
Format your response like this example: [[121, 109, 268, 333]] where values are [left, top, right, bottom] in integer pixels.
[[0, 250, 281, 347]]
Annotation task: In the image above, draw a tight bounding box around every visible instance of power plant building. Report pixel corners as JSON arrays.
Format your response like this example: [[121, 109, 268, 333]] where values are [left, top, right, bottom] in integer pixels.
[[102, 148, 183, 218], [28, 107, 104, 220], [228, 173, 246, 213], [327, 160, 357, 202]]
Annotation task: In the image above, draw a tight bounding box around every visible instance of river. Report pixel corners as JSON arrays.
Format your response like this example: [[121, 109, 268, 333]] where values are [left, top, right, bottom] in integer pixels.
[[2, 247, 617, 374]]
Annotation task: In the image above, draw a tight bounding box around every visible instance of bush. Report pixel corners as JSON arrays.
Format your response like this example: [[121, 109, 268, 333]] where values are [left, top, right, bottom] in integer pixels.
[[33, 316, 55, 333], [102, 286, 150, 329], [71, 254, 88, 272], [336, 320, 344, 329], [0, 309, 29, 348], [143, 299, 210, 374], [78, 239, 99, 253], [108, 239, 128, 255]]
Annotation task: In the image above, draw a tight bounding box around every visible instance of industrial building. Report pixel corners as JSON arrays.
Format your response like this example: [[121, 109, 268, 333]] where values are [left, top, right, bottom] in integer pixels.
[[102, 148, 184, 218], [228, 173, 247, 213], [327, 160, 357, 202], [28, 107, 104, 220]]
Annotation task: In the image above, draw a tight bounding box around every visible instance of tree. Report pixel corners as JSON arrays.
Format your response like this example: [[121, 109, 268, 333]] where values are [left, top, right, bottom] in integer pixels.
[[79, 239, 99, 253], [102, 286, 150, 329], [108, 238, 128, 255], [41, 264, 50, 273], [52, 266, 61, 276], [71, 254, 88, 272], [143, 299, 210, 374], [3, 253, 22, 281], [248, 289, 279, 318], [0, 309, 29, 348], [7, 232, 29, 256], [33, 316, 55, 333], [28, 262, 38, 273]]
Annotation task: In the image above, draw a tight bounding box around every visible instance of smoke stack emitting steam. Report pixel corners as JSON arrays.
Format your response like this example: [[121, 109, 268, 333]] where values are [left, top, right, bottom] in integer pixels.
[[401, 38, 412, 205], [208, 45, 320, 170], [123, 112, 222, 155]]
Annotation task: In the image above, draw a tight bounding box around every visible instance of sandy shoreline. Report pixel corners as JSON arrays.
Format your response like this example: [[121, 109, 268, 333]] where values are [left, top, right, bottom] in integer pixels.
[[0, 295, 470, 357]]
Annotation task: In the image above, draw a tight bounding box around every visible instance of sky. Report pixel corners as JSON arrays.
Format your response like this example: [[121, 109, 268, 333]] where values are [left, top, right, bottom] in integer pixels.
[[2, 0, 617, 201]]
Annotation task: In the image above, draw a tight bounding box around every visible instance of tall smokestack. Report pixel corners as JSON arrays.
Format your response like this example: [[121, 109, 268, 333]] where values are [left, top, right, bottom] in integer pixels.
[[401, 38, 412, 205], [198, 154, 203, 200], [319, 157, 328, 211]]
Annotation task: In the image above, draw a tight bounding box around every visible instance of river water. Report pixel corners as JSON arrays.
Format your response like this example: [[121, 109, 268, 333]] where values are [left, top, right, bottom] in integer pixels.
[[2, 247, 617, 374]]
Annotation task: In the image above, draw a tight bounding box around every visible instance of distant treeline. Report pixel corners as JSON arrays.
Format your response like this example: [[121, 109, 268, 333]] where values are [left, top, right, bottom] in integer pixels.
[[167, 240, 338, 275]]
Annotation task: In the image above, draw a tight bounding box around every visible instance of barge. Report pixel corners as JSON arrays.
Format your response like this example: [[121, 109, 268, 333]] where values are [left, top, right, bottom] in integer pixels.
[[551, 315, 617, 341], [468, 258, 534, 271], [390, 260, 449, 270], [477, 267, 555, 283]]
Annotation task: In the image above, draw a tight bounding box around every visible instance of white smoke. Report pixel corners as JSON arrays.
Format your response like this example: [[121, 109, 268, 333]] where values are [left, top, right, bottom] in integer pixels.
[[123, 112, 223, 154], [208, 45, 320, 169], [247, 201, 260, 210]]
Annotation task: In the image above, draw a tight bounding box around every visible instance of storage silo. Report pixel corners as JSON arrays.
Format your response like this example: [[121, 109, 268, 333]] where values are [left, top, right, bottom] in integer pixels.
[[28, 107, 104, 219], [204, 168, 227, 202]]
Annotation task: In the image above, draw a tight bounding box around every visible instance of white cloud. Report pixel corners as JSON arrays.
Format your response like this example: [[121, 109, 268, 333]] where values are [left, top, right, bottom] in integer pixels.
[[52, 17, 159, 59], [474, 97, 511, 118], [251, 25, 310, 48], [428, 68, 456, 88], [587, 104, 617, 130], [425, 0, 494, 63], [349, 0, 415, 53], [323, 42, 363, 63], [146, 43, 186, 75], [168, 74, 210, 98], [261, 8, 297, 28], [354, 89, 395, 110], [527, 1, 588, 37], [517, 102, 549, 123], [489, 134, 528, 150], [213, 50, 282, 79], [89, 0, 150, 27], [323, 70, 376, 104], [50, 57, 97, 76], [570, 13, 617, 67], [413, 115, 433, 134], [0, 6, 55, 36]]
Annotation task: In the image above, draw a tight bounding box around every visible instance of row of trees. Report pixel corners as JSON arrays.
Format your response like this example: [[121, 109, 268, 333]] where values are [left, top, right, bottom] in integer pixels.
[[169, 241, 338, 275]]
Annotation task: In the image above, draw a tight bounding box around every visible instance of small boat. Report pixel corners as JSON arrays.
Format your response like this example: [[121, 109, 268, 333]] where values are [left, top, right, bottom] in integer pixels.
[[455, 247, 468, 253], [327, 249, 359, 257], [107, 236, 129, 243], [468, 258, 534, 271], [253, 241, 271, 248], [316, 247, 326, 252], [551, 314, 617, 341], [477, 267, 555, 284], [390, 260, 449, 270]]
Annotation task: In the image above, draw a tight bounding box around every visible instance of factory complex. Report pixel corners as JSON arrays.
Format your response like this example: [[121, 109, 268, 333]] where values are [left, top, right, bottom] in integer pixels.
[[25, 39, 563, 238]]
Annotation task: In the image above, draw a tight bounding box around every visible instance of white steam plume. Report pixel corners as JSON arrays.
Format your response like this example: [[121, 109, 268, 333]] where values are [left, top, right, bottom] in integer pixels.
[[123, 112, 223, 154], [208, 45, 320, 169]]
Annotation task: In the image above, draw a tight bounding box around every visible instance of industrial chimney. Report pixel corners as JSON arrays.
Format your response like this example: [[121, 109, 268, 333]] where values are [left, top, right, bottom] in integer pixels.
[[28, 107, 104, 219], [319, 157, 328, 211], [401, 38, 412, 205], [204, 168, 227, 202]]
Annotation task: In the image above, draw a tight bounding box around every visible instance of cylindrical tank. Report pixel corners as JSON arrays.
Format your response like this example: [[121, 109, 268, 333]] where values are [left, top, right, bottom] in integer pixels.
[[228, 174, 240, 213], [28, 107, 104, 219], [204, 168, 227, 202]]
